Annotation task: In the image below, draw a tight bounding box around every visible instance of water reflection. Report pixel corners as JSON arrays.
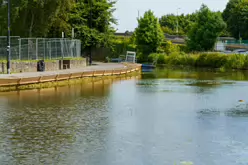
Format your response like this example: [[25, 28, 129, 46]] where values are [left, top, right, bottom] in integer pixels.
[[1, 69, 248, 165], [138, 68, 248, 165], [0, 76, 139, 165], [143, 67, 248, 81]]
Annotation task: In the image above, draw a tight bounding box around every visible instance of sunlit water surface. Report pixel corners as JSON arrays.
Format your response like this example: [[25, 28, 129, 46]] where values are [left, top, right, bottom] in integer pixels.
[[1, 69, 248, 165]]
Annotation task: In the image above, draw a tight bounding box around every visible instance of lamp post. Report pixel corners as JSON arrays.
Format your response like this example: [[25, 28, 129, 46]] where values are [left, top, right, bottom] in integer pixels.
[[176, 8, 180, 36], [89, 0, 92, 65], [6, 0, 11, 74], [3, 0, 11, 74]]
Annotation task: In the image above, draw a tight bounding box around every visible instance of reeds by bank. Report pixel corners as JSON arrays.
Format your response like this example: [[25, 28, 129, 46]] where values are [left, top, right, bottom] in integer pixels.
[[149, 52, 248, 70]]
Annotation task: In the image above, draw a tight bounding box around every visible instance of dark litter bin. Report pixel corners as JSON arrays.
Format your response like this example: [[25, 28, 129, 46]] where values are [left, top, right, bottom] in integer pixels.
[[37, 60, 45, 72]]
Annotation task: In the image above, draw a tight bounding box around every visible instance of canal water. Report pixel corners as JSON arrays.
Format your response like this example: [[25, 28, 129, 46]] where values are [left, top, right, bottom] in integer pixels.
[[1, 68, 248, 165]]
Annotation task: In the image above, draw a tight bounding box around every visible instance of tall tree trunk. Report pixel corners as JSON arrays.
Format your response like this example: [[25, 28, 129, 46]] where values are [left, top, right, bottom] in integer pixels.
[[29, 12, 34, 37]]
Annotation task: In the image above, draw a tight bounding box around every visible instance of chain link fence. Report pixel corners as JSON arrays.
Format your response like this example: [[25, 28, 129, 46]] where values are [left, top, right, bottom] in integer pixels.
[[0, 37, 81, 60], [0, 36, 20, 60]]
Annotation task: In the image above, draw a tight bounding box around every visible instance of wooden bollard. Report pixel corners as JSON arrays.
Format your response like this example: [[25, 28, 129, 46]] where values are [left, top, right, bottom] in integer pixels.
[[38, 76, 43, 83], [55, 74, 59, 81], [18, 78, 22, 85], [69, 73, 73, 80]]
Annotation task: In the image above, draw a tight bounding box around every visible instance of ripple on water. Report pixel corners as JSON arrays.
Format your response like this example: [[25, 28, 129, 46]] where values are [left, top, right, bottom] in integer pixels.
[[197, 103, 248, 117], [226, 103, 248, 117], [185, 80, 235, 88], [197, 108, 221, 115]]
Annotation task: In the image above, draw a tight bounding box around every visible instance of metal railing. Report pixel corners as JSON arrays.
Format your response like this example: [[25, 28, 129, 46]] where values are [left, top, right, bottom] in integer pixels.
[[0, 37, 81, 60]]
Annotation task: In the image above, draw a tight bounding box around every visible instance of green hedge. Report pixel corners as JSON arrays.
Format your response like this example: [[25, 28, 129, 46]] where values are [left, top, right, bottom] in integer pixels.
[[148, 52, 248, 70]]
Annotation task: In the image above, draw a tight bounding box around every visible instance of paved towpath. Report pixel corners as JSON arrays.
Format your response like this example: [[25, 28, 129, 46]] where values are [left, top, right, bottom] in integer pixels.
[[0, 63, 128, 79]]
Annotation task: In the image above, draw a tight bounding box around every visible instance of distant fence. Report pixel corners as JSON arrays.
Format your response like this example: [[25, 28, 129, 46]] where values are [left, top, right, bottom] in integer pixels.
[[0, 36, 81, 60], [215, 40, 248, 51]]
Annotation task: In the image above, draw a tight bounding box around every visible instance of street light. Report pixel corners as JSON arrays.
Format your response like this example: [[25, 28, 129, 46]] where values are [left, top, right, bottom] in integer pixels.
[[89, 0, 92, 65], [176, 8, 180, 36], [6, 0, 11, 74]]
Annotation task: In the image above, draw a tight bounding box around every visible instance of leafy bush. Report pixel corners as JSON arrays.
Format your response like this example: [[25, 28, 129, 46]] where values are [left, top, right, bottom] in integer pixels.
[[148, 53, 158, 63], [148, 53, 167, 64], [164, 52, 196, 66], [161, 41, 180, 54], [157, 54, 166, 64], [137, 53, 148, 63], [225, 54, 246, 69], [195, 53, 227, 68], [150, 52, 248, 70], [178, 44, 189, 53]]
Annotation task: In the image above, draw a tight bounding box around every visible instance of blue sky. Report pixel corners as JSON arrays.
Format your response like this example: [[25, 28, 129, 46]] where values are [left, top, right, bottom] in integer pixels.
[[113, 0, 229, 32]]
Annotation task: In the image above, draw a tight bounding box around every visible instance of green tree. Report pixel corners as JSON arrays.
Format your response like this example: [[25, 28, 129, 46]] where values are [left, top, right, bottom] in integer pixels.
[[46, 0, 74, 38], [159, 13, 197, 35], [0, 0, 73, 37], [222, 0, 240, 22], [0, 0, 116, 43], [135, 10, 164, 61], [69, 0, 116, 49], [223, 0, 248, 39], [159, 14, 177, 32], [187, 5, 226, 51]]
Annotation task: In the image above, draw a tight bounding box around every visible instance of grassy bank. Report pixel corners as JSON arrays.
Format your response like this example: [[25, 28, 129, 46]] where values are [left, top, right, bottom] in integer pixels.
[[149, 52, 248, 70]]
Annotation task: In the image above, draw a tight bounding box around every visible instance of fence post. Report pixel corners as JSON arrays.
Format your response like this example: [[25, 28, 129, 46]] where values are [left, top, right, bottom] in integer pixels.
[[19, 39, 21, 60], [36, 38, 38, 60], [48, 41, 51, 60], [43, 39, 45, 59], [28, 39, 29, 60], [55, 39, 57, 59], [61, 38, 64, 59]]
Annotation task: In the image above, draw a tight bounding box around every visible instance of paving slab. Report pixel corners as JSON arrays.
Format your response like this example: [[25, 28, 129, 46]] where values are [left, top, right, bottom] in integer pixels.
[[0, 63, 128, 79]]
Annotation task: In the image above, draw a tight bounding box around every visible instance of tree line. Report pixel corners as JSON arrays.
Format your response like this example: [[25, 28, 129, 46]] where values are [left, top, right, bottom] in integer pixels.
[[0, 0, 246, 55], [132, 0, 248, 60], [159, 11, 230, 37], [133, 2, 248, 69], [0, 0, 116, 49], [159, 0, 247, 40], [132, 4, 226, 59]]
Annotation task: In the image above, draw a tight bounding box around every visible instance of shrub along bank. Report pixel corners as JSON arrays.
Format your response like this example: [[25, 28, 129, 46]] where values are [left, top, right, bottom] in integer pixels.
[[148, 52, 248, 70], [111, 36, 248, 71]]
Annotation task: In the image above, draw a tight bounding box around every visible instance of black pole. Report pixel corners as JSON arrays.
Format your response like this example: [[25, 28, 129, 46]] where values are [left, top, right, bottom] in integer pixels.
[[89, 0, 92, 65], [7, 0, 11, 74]]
